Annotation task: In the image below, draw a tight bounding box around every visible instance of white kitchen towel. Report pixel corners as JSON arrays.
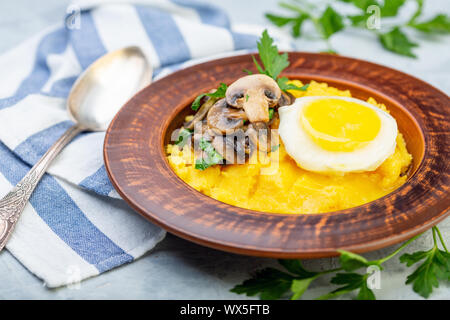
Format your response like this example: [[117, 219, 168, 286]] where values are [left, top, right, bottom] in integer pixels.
[[0, 0, 277, 288]]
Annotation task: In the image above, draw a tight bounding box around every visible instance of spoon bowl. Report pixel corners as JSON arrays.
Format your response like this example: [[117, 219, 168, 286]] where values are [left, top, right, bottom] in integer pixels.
[[68, 46, 151, 131], [0, 46, 152, 251]]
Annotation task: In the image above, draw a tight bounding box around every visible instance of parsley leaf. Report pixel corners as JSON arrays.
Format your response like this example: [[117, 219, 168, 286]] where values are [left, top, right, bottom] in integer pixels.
[[255, 30, 290, 80], [195, 138, 223, 170], [194, 159, 210, 171], [278, 259, 318, 278], [356, 280, 377, 300], [175, 128, 192, 147], [277, 77, 309, 92], [380, 0, 406, 17], [410, 14, 450, 33], [338, 0, 377, 10], [400, 246, 450, 298], [318, 273, 375, 300], [292, 14, 309, 37], [230, 268, 294, 300], [265, 13, 297, 27], [231, 260, 322, 300], [348, 14, 369, 27], [265, 13, 309, 38], [318, 6, 345, 39], [268, 108, 275, 120], [338, 250, 373, 271], [379, 27, 418, 58], [340, 0, 405, 17], [280, 260, 320, 300], [191, 83, 228, 111], [316, 252, 378, 300]]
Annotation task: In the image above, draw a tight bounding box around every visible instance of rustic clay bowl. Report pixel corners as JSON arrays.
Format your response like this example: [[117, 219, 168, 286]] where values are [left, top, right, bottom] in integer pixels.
[[104, 53, 450, 258]]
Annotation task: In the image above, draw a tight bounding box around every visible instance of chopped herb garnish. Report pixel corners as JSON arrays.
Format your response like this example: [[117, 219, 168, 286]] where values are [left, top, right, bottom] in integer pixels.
[[243, 68, 253, 75], [175, 128, 192, 147], [195, 138, 223, 170], [270, 144, 280, 152], [194, 159, 210, 171], [245, 94, 250, 102], [191, 83, 228, 111], [268, 108, 275, 120]]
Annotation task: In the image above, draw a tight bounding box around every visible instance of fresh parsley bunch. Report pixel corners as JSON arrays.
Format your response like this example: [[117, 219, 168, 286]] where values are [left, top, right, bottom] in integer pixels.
[[231, 226, 449, 300], [266, 0, 450, 58]]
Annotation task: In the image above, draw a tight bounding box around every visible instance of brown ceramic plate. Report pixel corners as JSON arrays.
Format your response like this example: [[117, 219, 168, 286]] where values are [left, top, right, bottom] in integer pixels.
[[104, 53, 450, 258]]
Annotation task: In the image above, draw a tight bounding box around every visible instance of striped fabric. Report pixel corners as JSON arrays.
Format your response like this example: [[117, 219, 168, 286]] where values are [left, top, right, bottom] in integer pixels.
[[0, 0, 267, 287]]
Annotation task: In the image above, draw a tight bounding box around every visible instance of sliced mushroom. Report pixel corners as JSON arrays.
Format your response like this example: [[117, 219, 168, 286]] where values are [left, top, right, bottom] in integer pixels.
[[184, 96, 217, 130], [278, 91, 295, 107], [211, 135, 235, 164], [193, 119, 212, 143], [246, 127, 258, 154], [248, 122, 270, 152], [211, 130, 246, 164], [226, 74, 281, 123], [207, 98, 247, 134], [244, 134, 256, 156]]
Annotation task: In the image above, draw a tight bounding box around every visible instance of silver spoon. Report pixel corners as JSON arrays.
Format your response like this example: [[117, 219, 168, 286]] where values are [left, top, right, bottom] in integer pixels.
[[0, 46, 152, 251]]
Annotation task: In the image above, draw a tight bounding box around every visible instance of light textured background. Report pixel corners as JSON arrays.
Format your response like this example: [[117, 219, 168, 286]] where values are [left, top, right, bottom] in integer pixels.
[[0, 0, 448, 299]]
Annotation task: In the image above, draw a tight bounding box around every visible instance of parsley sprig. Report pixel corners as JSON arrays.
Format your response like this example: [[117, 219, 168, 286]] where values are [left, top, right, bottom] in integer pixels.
[[266, 0, 450, 58], [191, 83, 228, 111], [400, 227, 450, 298], [251, 30, 309, 92], [192, 30, 309, 115], [231, 226, 449, 300]]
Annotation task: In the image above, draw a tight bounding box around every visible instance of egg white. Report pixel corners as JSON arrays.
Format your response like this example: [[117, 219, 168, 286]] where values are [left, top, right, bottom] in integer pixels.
[[278, 96, 398, 174]]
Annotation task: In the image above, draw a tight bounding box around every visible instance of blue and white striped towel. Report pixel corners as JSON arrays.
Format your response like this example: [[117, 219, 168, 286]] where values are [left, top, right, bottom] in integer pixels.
[[0, 0, 296, 288]]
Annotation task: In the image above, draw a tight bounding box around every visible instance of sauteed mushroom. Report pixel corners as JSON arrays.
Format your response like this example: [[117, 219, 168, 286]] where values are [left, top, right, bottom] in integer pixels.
[[226, 74, 281, 123], [278, 91, 295, 107], [211, 129, 247, 164], [184, 95, 217, 130], [207, 98, 247, 134], [247, 122, 271, 152], [180, 73, 290, 169]]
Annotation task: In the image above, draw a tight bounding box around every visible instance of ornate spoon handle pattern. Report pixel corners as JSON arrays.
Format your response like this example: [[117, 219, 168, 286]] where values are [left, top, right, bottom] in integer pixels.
[[0, 125, 83, 251]]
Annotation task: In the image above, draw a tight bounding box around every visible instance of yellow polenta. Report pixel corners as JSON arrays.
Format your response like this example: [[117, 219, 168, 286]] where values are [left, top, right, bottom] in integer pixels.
[[166, 81, 412, 214]]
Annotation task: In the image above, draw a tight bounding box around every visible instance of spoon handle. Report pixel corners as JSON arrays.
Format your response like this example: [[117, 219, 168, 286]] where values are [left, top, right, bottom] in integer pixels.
[[0, 124, 83, 251]]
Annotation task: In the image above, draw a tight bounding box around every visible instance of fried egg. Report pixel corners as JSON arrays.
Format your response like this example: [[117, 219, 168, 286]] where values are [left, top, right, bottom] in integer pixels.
[[278, 96, 398, 174]]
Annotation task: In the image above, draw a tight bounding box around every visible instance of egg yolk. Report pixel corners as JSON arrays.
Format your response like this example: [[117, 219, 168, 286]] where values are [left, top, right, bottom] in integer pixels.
[[300, 99, 381, 152]]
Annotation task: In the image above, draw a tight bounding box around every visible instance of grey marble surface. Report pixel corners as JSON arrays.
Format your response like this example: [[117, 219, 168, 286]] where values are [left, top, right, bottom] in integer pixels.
[[0, 0, 449, 300]]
